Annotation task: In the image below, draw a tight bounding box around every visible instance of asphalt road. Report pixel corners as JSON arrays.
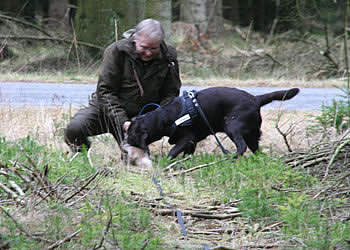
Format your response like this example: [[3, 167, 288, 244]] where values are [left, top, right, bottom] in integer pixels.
[[0, 81, 344, 111]]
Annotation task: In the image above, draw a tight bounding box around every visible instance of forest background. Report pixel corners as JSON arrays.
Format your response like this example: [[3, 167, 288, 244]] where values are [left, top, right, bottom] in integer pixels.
[[1, 0, 350, 83]]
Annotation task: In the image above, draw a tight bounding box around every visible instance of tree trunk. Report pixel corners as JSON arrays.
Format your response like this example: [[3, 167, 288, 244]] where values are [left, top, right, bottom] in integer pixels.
[[180, 0, 224, 36], [126, 0, 145, 28], [254, 0, 266, 31], [144, 0, 172, 40], [180, 0, 207, 33], [48, 0, 70, 32], [74, 0, 119, 52], [206, 0, 225, 35], [223, 0, 240, 26]]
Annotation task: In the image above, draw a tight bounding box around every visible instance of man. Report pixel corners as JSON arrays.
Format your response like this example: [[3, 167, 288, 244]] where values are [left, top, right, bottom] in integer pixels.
[[64, 19, 181, 157]]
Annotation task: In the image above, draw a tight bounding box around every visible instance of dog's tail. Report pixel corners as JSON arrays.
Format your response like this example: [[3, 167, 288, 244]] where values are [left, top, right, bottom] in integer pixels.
[[256, 88, 300, 107]]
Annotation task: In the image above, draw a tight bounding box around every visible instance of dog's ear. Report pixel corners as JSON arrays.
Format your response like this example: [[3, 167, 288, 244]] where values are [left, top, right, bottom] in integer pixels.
[[138, 131, 148, 150]]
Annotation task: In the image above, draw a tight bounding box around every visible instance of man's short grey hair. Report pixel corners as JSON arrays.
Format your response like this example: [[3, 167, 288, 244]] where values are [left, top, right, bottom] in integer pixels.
[[134, 19, 165, 42]]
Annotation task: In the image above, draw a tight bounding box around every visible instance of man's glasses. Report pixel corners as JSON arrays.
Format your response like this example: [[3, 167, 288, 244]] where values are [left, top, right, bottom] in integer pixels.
[[139, 44, 159, 52]]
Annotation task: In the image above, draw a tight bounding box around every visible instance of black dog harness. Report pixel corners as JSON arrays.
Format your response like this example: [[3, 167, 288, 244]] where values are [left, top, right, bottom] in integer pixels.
[[175, 90, 199, 126], [168, 90, 227, 154]]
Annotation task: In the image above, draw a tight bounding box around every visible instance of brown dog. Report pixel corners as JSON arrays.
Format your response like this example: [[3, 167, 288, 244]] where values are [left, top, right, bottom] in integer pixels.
[[124, 87, 299, 162]]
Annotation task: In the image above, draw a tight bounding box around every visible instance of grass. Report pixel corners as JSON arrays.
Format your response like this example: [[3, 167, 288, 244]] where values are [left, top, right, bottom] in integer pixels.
[[0, 71, 346, 89], [1, 134, 349, 248], [0, 104, 348, 248]]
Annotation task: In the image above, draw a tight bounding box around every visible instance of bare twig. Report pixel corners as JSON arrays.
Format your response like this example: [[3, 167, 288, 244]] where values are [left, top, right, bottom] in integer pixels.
[[47, 229, 82, 249], [0, 206, 52, 243], [92, 209, 113, 250], [321, 139, 350, 182], [9, 181, 25, 196], [64, 182, 99, 208], [140, 239, 150, 250], [168, 160, 223, 177], [163, 155, 192, 172], [0, 35, 103, 51], [64, 168, 110, 203], [275, 115, 296, 152], [0, 13, 53, 37], [0, 182, 18, 198]]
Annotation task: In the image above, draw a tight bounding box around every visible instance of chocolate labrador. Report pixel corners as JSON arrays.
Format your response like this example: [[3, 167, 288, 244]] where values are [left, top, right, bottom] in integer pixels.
[[124, 87, 299, 160]]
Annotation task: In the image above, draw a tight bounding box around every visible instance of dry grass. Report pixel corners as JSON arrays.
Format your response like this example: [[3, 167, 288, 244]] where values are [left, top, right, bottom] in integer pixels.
[[0, 73, 346, 89], [183, 78, 346, 88], [0, 105, 320, 158]]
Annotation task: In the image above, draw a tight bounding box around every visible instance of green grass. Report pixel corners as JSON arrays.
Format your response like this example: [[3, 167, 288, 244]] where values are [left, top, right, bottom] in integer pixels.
[[0, 136, 163, 249], [0, 136, 96, 185], [1, 136, 349, 249], [157, 152, 350, 248]]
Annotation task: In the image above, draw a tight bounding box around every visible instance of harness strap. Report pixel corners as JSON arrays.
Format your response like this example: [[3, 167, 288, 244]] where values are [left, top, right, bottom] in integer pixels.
[[133, 65, 144, 97], [189, 91, 228, 155], [183, 90, 198, 119]]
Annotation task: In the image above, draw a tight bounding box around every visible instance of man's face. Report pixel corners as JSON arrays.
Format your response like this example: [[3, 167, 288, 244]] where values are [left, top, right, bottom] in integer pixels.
[[134, 34, 161, 62]]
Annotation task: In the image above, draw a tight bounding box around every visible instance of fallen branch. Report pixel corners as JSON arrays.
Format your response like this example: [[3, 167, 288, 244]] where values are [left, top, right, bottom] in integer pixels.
[[47, 229, 82, 250], [163, 155, 192, 172], [321, 139, 350, 182], [151, 207, 241, 220], [0, 35, 104, 51], [168, 158, 229, 177], [92, 208, 113, 250], [0, 182, 18, 198], [9, 180, 25, 196], [64, 168, 110, 203], [0, 13, 53, 37]]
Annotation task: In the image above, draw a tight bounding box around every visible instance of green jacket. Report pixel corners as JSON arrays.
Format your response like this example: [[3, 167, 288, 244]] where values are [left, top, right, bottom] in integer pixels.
[[94, 37, 181, 127]]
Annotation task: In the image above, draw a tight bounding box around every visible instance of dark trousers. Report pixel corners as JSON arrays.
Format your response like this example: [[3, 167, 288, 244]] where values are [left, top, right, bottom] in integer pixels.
[[64, 103, 125, 154]]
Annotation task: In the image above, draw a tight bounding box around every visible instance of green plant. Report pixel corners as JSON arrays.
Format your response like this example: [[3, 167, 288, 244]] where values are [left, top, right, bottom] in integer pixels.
[[78, 193, 162, 249], [279, 194, 350, 249], [0, 136, 96, 198], [186, 153, 314, 220], [308, 85, 350, 135]]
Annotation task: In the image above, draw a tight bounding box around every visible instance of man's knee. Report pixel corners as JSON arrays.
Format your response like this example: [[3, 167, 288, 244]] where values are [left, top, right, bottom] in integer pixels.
[[64, 120, 90, 152]]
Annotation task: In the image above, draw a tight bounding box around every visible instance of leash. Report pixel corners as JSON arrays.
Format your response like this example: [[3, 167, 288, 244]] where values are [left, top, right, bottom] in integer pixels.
[[152, 175, 188, 239], [138, 103, 160, 116], [136, 98, 213, 248], [188, 91, 228, 154]]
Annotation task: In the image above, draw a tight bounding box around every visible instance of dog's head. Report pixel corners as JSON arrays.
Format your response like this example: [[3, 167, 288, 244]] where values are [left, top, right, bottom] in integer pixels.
[[121, 138, 152, 168], [124, 116, 149, 151], [122, 116, 151, 167]]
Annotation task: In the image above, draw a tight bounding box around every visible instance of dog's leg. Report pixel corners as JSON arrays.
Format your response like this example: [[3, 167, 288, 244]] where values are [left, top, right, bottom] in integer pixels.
[[244, 133, 260, 154], [183, 140, 197, 155], [224, 123, 247, 156], [168, 138, 196, 159]]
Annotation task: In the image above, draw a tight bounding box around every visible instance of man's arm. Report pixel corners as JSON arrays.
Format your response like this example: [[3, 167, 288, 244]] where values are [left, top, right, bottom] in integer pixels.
[[96, 43, 129, 127]]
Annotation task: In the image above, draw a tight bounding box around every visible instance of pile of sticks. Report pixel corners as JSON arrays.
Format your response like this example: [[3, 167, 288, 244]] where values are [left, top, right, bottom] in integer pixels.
[[0, 158, 111, 207]]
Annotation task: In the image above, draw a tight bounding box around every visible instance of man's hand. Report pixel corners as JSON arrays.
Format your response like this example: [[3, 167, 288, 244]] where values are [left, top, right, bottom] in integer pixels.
[[123, 121, 131, 132]]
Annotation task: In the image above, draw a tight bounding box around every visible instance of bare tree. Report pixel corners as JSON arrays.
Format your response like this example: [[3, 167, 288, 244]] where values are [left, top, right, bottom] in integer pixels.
[[144, 0, 172, 40], [206, 0, 224, 35], [48, 0, 70, 32], [180, 0, 224, 36]]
